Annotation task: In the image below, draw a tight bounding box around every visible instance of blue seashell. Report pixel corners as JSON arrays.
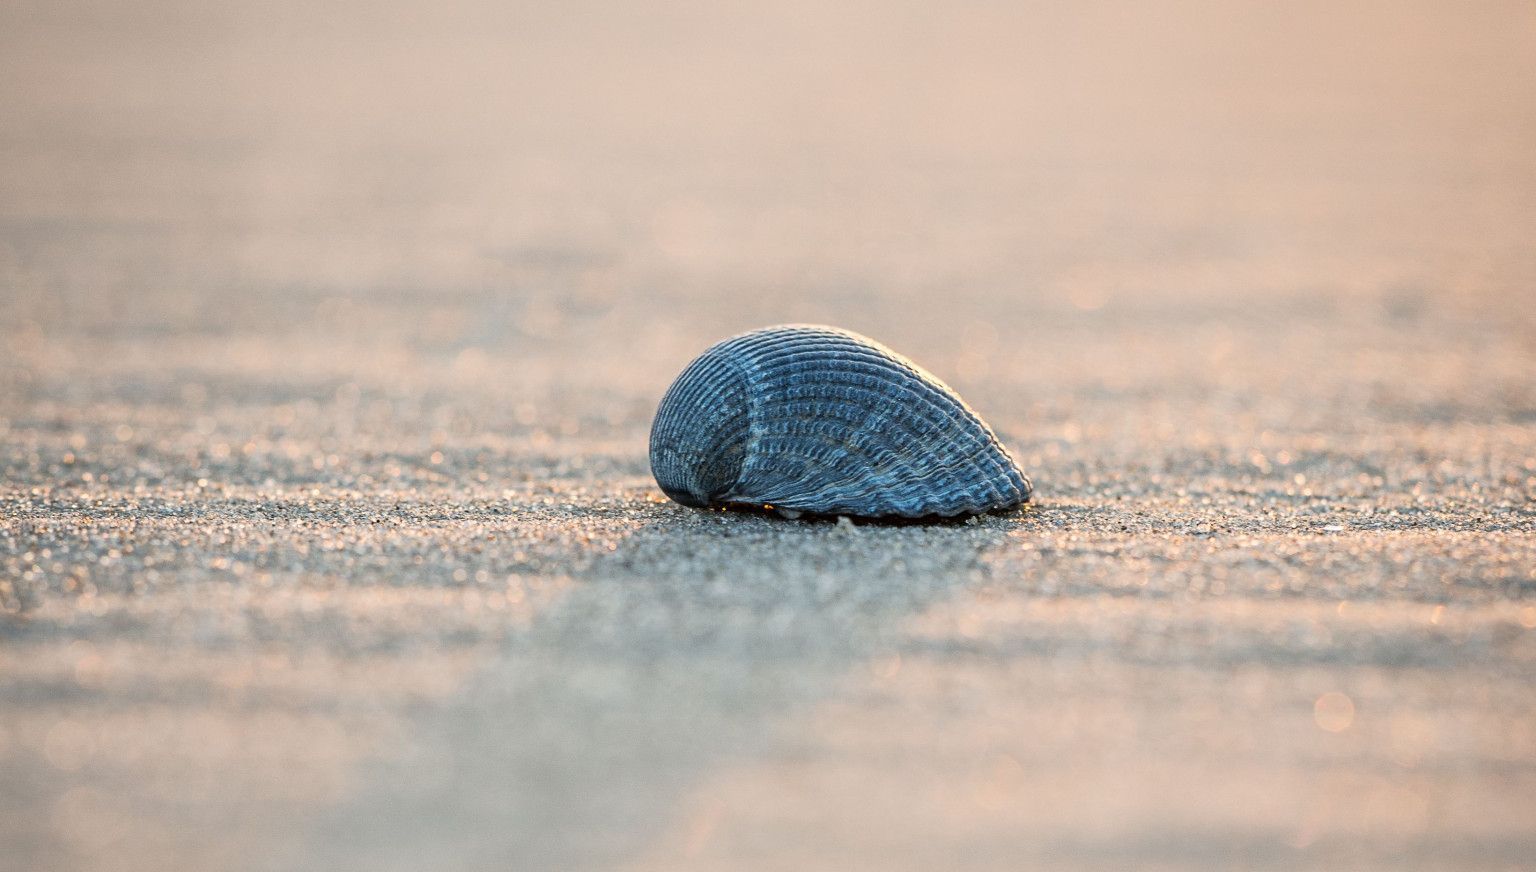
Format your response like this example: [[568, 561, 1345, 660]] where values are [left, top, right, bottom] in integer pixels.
[[649, 324, 1032, 519]]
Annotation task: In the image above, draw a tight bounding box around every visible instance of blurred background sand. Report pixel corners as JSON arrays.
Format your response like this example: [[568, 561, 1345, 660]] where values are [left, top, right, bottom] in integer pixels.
[[2, 1, 1535, 870]]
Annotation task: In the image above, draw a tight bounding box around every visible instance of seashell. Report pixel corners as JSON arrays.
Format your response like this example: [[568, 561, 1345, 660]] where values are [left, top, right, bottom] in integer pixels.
[[649, 324, 1032, 519]]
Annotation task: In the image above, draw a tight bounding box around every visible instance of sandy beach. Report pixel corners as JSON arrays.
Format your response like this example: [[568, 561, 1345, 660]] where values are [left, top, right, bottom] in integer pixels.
[[3, 1, 1535, 869]]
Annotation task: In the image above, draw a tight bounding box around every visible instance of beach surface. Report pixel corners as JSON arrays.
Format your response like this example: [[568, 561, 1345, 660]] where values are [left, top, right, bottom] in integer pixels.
[[3, 2, 1535, 870]]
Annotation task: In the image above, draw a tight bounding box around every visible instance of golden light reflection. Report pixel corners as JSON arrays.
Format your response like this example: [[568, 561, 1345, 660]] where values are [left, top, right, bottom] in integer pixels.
[[868, 651, 902, 679], [52, 786, 127, 850], [971, 753, 1026, 810], [42, 719, 96, 772], [71, 642, 107, 688], [1067, 284, 1109, 312], [681, 801, 724, 859], [1314, 692, 1355, 733], [1387, 714, 1437, 768]]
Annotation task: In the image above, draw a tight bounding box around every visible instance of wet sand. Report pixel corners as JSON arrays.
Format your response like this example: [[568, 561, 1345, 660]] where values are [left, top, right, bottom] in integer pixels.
[[3, 2, 1535, 870]]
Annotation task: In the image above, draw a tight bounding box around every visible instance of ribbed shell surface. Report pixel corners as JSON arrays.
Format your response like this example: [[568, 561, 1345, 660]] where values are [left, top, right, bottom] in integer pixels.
[[649, 325, 1032, 518]]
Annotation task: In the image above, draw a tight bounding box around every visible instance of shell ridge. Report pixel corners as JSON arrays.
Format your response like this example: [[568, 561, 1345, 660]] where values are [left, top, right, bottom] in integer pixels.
[[650, 324, 1031, 518], [750, 402, 1023, 514], [750, 370, 986, 456], [735, 419, 1017, 516], [729, 329, 1023, 514], [648, 346, 753, 505]]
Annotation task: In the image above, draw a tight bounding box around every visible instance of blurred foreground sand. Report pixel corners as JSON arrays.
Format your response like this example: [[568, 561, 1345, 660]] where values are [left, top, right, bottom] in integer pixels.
[[2, 1, 1535, 870]]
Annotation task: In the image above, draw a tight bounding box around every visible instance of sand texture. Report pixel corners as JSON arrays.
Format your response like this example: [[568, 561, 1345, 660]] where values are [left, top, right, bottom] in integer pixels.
[[3, 2, 1535, 870]]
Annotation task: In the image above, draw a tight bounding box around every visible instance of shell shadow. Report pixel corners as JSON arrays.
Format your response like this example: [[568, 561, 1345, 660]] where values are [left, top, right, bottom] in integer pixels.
[[286, 501, 1023, 872], [590, 503, 1024, 617], [711, 501, 1031, 527]]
